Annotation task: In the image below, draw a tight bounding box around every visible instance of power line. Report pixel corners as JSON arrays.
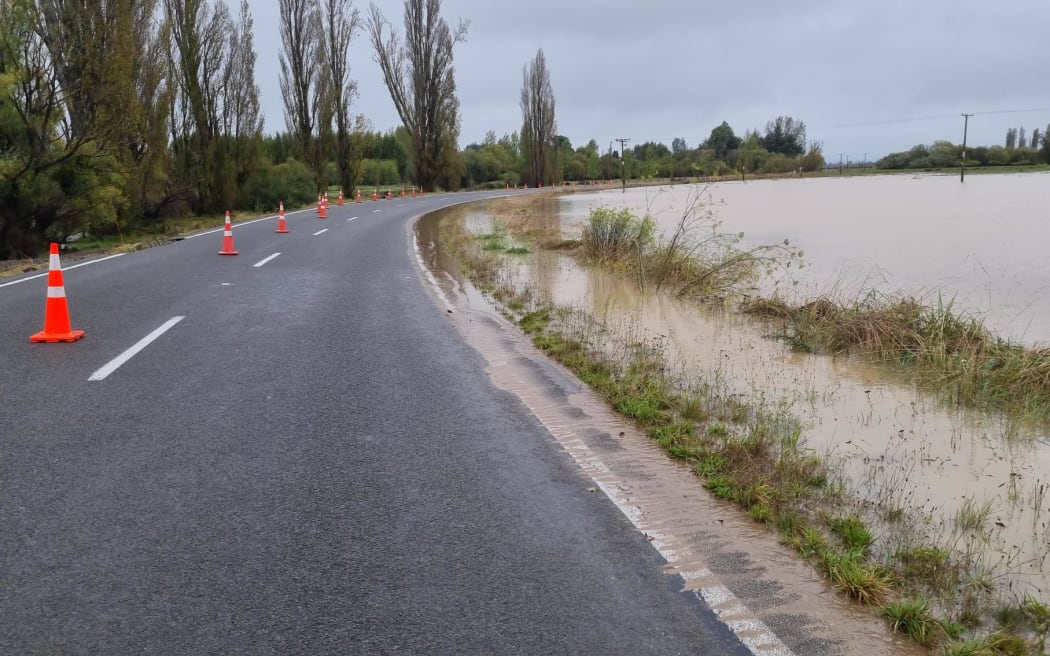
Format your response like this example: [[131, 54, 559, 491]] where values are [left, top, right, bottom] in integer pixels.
[[815, 107, 1050, 131]]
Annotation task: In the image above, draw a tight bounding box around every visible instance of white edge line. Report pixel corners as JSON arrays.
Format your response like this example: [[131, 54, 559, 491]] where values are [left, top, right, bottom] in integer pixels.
[[372, 209, 382, 213], [88, 316, 185, 382], [348, 217, 358, 221], [184, 208, 313, 239], [312, 229, 328, 236], [253, 252, 281, 268], [0, 252, 127, 289]]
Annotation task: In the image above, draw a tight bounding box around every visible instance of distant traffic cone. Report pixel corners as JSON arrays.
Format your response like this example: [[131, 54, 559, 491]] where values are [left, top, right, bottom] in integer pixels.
[[316, 195, 322, 214], [218, 211, 238, 255], [372, 189, 378, 201], [30, 243, 85, 343], [356, 190, 362, 203], [323, 192, 329, 209], [505, 183, 509, 190], [400, 187, 406, 198], [319, 199, 327, 219], [411, 188, 416, 198], [275, 201, 288, 233], [337, 190, 344, 206]]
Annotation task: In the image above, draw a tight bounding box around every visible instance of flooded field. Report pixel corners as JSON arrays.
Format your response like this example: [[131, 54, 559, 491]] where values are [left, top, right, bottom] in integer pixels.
[[561, 173, 1050, 346], [432, 175, 1050, 611]]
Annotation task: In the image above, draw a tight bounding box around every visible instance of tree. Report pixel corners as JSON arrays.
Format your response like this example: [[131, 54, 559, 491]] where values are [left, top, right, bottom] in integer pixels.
[[761, 116, 806, 156], [1031, 128, 1040, 149], [519, 48, 557, 187], [278, 0, 322, 188], [319, 0, 362, 195], [1018, 127, 1026, 150], [1005, 127, 1017, 149], [165, 0, 237, 213], [705, 121, 740, 160], [1042, 124, 1050, 164], [671, 137, 689, 154], [368, 0, 467, 191], [221, 0, 264, 206]]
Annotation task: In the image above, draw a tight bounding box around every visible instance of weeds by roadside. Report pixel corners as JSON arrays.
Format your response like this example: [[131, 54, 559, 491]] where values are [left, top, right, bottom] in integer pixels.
[[437, 193, 1050, 654]]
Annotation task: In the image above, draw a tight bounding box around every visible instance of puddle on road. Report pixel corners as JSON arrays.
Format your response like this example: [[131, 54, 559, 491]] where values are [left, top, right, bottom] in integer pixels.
[[415, 208, 924, 656]]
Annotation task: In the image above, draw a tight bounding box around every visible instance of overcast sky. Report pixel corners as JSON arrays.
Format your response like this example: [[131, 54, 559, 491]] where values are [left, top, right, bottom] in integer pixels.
[[248, 0, 1049, 161]]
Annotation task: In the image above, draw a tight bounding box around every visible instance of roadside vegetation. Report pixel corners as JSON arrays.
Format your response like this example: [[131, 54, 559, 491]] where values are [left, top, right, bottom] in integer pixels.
[[437, 192, 1050, 654]]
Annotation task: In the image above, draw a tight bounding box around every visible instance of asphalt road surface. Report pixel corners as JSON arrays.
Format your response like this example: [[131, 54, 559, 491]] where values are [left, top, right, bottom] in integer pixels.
[[0, 192, 751, 655]]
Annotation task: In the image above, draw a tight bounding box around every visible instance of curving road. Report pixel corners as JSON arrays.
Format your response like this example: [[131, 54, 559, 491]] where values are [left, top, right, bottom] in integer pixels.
[[0, 192, 752, 654]]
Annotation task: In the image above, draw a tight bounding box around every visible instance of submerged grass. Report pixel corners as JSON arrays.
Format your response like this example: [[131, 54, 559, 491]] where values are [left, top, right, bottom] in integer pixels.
[[743, 293, 1050, 424], [439, 193, 1050, 653]]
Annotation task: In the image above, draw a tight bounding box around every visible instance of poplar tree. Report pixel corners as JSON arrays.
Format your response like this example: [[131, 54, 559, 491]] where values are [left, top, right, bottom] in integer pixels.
[[367, 0, 467, 191], [519, 48, 557, 188]]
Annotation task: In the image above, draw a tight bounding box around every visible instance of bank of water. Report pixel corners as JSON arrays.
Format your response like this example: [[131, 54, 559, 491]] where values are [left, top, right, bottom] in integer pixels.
[[438, 183, 1050, 609]]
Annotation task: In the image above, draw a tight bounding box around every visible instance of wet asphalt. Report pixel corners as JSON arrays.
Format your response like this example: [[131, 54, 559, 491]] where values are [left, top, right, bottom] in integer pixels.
[[0, 193, 749, 655]]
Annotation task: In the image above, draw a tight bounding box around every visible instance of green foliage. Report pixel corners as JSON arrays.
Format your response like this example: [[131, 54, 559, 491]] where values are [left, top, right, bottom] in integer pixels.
[[706, 121, 742, 160], [359, 159, 402, 186], [883, 599, 942, 647], [829, 516, 875, 554], [761, 116, 806, 156], [249, 160, 316, 210], [581, 207, 654, 262]]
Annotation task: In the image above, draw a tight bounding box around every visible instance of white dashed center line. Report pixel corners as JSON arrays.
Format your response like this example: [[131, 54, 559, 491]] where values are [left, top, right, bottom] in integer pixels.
[[88, 316, 185, 381]]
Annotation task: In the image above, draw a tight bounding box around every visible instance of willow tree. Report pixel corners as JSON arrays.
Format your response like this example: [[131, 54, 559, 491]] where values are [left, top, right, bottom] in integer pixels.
[[319, 0, 362, 195], [519, 48, 557, 188], [367, 0, 467, 192]]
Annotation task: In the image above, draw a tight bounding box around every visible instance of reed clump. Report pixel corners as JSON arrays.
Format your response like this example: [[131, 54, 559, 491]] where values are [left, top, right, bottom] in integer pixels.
[[743, 293, 1050, 421]]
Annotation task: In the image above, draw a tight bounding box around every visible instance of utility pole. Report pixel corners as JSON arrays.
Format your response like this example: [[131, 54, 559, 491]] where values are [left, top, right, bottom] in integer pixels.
[[960, 113, 973, 182], [838, 153, 844, 176], [616, 138, 630, 192]]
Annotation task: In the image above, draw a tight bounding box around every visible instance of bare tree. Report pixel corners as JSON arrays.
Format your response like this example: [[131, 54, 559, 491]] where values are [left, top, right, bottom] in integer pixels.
[[367, 0, 467, 191], [1019, 127, 1026, 150], [519, 48, 556, 187], [1032, 128, 1041, 150], [319, 0, 362, 195], [278, 0, 322, 187]]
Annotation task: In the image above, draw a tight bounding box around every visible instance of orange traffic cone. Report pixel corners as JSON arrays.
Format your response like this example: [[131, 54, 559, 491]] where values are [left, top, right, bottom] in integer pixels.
[[319, 199, 327, 219], [323, 192, 329, 209], [372, 189, 378, 201], [400, 188, 406, 198], [337, 191, 344, 206], [411, 188, 416, 198], [316, 195, 322, 214], [275, 201, 289, 233], [219, 211, 238, 255], [356, 190, 362, 203], [30, 243, 85, 343]]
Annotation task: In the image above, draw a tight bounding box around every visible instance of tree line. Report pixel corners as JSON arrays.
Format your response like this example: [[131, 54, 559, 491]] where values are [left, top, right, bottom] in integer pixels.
[[461, 115, 826, 190], [0, 0, 469, 259], [877, 124, 1050, 171], [0, 0, 874, 261]]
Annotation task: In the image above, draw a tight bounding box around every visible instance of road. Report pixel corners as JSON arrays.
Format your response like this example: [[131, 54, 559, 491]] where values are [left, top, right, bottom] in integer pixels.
[[0, 192, 752, 655]]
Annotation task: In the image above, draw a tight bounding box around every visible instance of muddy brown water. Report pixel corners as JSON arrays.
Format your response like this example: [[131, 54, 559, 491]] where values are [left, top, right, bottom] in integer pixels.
[[562, 173, 1050, 347], [414, 212, 922, 656], [422, 176, 1050, 610]]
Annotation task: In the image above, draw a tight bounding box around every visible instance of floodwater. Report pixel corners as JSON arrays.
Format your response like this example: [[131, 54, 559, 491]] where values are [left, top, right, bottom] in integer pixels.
[[415, 211, 923, 656], [437, 175, 1050, 602], [561, 173, 1050, 346]]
